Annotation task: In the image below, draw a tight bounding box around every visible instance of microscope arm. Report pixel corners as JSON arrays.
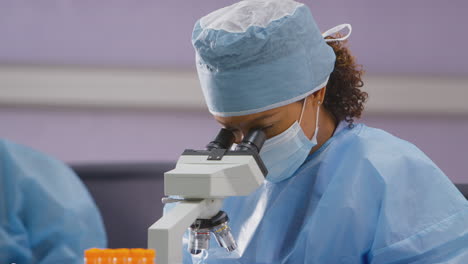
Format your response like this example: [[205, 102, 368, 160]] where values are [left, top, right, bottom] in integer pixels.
[[148, 199, 216, 264]]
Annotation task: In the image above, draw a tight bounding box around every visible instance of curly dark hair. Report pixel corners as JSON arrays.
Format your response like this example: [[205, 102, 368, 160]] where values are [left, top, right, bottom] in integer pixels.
[[323, 36, 368, 127]]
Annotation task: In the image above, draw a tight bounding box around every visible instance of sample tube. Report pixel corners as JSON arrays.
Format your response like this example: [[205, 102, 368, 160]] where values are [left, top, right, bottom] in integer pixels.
[[100, 249, 113, 264], [144, 249, 156, 264], [84, 248, 100, 264], [130, 249, 145, 264], [114, 249, 130, 264]]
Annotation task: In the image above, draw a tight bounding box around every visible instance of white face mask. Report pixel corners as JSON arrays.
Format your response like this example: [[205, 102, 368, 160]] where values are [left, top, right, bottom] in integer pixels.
[[260, 97, 320, 183]]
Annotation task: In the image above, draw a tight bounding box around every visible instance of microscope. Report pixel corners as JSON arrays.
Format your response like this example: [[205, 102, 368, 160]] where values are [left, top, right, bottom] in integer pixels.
[[148, 128, 268, 264]]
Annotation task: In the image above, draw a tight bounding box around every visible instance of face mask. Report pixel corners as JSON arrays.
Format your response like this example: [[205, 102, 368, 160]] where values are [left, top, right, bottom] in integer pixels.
[[260, 97, 320, 183]]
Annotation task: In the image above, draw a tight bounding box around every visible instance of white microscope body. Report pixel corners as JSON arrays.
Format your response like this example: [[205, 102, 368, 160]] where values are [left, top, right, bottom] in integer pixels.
[[148, 129, 267, 264]]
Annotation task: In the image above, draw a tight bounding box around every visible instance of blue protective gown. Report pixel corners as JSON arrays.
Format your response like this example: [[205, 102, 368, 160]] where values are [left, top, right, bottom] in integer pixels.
[[177, 123, 468, 263], [0, 139, 106, 263]]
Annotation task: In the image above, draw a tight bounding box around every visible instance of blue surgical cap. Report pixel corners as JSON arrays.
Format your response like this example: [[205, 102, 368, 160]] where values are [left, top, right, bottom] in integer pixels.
[[192, 0, 350, 117]]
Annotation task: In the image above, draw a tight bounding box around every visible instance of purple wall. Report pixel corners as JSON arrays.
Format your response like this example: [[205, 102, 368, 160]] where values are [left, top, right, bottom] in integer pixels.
[[1, 0, 467, 74], [0, 2, 466, 183], [0, 106, 466, 183]]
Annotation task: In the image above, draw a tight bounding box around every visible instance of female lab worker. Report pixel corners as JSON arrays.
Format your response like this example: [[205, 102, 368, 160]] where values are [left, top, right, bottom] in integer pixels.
[[175, 0, 468, 263], [0, 139, 106, 263]]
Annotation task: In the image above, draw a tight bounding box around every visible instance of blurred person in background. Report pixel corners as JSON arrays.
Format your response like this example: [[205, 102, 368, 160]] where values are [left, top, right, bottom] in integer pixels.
[[0, 139, 106, 263], [168, 0, 468, 263]]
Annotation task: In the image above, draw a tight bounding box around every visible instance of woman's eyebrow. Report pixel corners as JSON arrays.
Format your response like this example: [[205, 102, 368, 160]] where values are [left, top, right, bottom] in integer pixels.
[[218, 111, 279, 129], [249, 112, 278, 123]]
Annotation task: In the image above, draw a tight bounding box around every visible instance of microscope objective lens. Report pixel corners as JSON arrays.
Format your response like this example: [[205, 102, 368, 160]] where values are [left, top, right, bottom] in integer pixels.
[[213, 223, 238, 252], [188, 228, 211, 255]]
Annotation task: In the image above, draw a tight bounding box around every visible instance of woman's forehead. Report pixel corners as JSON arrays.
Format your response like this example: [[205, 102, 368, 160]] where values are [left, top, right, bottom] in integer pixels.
[[214, 107, 281, 127]]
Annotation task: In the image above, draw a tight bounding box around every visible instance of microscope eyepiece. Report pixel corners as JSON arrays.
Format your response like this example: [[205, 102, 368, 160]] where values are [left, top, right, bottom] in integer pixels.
[[206, 128, 236, 150], [235, 129, 266, 154]]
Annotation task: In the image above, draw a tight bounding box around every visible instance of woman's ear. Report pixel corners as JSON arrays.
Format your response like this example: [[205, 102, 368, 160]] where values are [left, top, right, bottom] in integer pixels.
[[310, 87, 327, 104]]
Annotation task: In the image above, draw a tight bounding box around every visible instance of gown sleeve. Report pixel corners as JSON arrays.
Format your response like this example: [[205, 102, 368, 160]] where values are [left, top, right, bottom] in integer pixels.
[[0, 140, 107, 264], [361, 130, 468, 264]]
